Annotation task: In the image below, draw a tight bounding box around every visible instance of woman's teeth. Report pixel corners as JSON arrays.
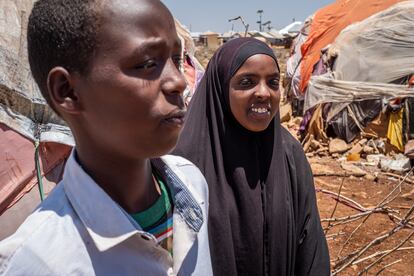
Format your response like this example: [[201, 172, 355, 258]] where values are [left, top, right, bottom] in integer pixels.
[[251, 107, 269, 114]]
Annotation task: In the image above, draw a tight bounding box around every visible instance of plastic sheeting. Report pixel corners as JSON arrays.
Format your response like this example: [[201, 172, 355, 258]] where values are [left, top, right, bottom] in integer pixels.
[[328, 1, 414, 83], [0, 123, 70, 239], [0, 0, 73, 145], [175, 19, 205, 105], [387, 109, 404, 152], [286, 15, 313, 100], [0, 123, 71, 215], [299, 0, 402, 94], [286, 33, 307, 100], [329, 100, 382, 143], [305, 76, 414, 112], [305, 1, 414, 114]]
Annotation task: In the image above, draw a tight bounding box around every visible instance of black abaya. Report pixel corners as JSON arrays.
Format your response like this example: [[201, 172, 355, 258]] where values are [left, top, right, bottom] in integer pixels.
[[173, 38, 329, 276]]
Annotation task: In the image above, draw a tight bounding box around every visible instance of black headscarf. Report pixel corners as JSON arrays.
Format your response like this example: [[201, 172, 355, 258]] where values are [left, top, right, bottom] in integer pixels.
[[173, 38, 329, 276]]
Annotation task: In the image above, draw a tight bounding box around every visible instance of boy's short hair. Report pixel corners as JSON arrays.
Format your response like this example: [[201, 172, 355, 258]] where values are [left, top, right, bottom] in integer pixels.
[[27, 0, 101, 104]]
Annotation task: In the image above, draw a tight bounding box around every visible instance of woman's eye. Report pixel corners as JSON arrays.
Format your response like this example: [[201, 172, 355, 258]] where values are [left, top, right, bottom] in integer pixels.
[[269, 78, 280, 88], [239, 78, 253, 86]]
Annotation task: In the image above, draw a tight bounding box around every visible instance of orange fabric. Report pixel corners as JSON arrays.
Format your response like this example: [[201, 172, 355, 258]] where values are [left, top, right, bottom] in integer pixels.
[[299, 0, 402, 94], [409, 75, 414, 87], [0, 123, 71, 214]]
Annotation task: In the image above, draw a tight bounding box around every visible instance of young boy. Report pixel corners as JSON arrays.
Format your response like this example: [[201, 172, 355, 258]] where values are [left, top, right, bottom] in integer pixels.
[[0, 0, 212, 275]]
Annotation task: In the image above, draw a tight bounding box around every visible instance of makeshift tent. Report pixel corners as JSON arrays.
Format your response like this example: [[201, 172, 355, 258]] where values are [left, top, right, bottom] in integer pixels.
[[305, 1, 414, 112], [0, 0, 73, 145], [174, 19, 205, 105], [286, 15, 313, 100], [0, 0, 73, 239], [299, 0, 403, 94], [303, 1, 414, 144], [0, 123, 70, 239], [279, 21, 303, 35]]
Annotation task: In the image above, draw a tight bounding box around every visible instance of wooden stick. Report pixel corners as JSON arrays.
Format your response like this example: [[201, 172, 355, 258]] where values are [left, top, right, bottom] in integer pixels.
[[337, 167, 414, 258], [326, 231, 346, 241], [382, 172, 414, 185], [325, 177, 346, 235], [358, 231, 414, 275], [316, 188, 367, 212], [314, 172, 364, 177], [374, 259, 402, 276], [332, 203, 414, 275], [322, 211, 372, 223], [352, 247, 414, 265]]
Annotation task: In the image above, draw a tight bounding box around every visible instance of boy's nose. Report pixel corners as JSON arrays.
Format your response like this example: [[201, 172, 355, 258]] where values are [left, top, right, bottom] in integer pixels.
[[161, 59, 187, 95]]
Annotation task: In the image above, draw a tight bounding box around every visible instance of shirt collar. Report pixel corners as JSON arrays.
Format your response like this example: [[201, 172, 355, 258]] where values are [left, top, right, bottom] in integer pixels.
[[63, 149, 203, 252], [152, 157, 203, 232], [63, 150, 145, 251]]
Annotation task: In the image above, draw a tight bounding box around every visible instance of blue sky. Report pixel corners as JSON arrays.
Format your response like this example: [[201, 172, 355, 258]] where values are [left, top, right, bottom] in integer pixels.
[[162, 0, 334, 33]]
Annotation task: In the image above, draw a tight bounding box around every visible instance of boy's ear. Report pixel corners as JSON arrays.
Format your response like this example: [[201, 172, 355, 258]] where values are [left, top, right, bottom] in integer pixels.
[[47, 67, 82, 115]]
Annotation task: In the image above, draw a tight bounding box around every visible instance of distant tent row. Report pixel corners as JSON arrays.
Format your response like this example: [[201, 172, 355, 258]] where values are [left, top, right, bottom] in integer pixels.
[[191, 22, 304, 50], [285, 0, 414, 154]]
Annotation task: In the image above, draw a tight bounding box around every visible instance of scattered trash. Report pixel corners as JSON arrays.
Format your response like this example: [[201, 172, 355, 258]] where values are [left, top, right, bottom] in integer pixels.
[[379, 154, 411, 173], [347, 153, 361, 162], [365, 154, 385, 166]]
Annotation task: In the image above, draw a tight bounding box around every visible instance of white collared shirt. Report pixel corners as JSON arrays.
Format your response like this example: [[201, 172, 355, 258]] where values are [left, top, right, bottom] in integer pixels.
[[0, 151, 212, 276]]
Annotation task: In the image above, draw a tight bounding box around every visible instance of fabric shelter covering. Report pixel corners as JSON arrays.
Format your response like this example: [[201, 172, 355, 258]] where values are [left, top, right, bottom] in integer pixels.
[[299, 0, 402, 94]]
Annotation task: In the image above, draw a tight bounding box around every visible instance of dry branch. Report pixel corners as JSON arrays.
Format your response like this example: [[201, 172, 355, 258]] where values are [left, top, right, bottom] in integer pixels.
[[358, 230, 414, 275], [325, 177, 346, 235], [332, 202, 414, 275], [374, 259, 402, 276], [352, 247, 414, 265], [336, 167, 414, 258]]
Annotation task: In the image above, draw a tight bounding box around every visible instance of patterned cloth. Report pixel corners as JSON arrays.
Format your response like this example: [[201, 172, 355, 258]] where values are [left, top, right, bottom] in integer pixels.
[[130, 175, 174, 255]]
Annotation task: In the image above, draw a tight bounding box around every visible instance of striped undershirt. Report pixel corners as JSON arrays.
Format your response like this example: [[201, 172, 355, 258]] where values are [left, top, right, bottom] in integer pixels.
[[130, 173, 174, 255]]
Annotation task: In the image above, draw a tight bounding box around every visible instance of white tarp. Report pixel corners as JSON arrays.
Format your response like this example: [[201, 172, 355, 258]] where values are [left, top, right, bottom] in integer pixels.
[[305, 75, 414, 112], [286, 32, 308, 100], [286, 15, 313, 100], [0, 0, 73, 145], [328, 1, 414, 83], [279, 21, 303, 35], [305, 1, 414, 114]]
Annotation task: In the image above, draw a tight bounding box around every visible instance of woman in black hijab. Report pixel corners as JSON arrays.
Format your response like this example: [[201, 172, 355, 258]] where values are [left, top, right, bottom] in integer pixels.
[[173, 38, 329, 276]]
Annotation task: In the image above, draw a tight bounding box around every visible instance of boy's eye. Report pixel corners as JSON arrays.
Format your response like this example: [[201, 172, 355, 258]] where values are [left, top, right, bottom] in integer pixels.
[[135, 59, 157, 70]]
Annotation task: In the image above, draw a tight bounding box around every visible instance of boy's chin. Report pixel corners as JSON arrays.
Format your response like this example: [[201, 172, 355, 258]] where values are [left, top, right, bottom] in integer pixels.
[[149, 138, 179, 158]]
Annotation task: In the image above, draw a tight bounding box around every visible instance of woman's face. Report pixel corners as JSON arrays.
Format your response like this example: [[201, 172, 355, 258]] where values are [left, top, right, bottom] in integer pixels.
[[229, 54, 280, 132]]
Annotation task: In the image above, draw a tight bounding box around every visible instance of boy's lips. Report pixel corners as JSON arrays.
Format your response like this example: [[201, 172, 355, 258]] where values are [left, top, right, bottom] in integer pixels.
[[161, 109, 186, 127]]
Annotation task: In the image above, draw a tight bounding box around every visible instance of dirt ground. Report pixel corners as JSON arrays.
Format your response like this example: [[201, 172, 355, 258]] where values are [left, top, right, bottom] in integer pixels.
[[311, 156, 414, 275]]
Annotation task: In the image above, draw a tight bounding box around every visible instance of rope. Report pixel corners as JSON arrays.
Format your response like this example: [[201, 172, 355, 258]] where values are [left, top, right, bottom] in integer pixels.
[[34, 140, 44, 201]]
